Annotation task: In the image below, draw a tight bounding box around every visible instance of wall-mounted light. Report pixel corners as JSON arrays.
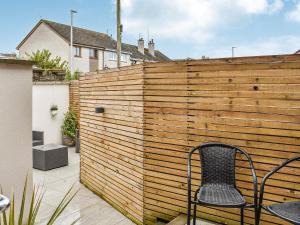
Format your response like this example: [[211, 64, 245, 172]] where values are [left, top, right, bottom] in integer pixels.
[[95, 107, 105, 113], [50, 104, 58, 118]]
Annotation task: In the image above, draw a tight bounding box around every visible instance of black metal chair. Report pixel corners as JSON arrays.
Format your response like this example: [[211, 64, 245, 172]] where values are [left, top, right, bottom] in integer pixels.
[[187, 143, 258, 225], [258, 156, 300, 225]]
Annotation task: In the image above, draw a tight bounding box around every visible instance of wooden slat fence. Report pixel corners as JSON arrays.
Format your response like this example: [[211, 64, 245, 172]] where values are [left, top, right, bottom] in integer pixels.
[[80, 55, 300, 225], [69, 80, 80, 120], [79, 65, 145, 224]]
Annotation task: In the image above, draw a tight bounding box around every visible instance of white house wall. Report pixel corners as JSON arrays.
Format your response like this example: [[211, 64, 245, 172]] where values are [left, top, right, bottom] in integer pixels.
[[17, 22, 142, 72], [73, 47, 90, 72], [32, 83, 69, 144], [0, 62, 33, 213], [103, 51, 131, 69], [18, 23, 69, 61]]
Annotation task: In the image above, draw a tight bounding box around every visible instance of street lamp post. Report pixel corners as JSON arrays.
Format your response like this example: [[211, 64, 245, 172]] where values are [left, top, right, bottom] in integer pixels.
[[232, 46, 237, 58], [70, 9, 78, 75]]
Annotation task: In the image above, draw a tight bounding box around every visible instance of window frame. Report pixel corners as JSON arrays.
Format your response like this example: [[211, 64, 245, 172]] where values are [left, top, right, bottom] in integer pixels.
[[121, 53, 126, 62], [109, 51, 117, 61], [74, 46, 81, 57], [89, 48, 98, 59]]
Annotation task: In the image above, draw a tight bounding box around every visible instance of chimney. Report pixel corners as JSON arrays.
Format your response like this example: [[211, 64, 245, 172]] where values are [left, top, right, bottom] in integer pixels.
[[138, 38, 144, 54], [148, 39, 155, 56]]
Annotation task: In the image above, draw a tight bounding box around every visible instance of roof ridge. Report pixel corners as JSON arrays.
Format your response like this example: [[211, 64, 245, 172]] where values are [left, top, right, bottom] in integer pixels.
[[43, 19, 113, 39], [23, 19, 170, 61]]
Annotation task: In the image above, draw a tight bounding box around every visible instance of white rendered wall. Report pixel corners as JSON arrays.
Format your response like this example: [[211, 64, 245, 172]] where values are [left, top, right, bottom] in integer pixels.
[[73, 47, 90, 72], [32, 83, 69, 144], [103, 51, 131, 69], [19, 23, 69, 61], [0, 62, 33, 211]]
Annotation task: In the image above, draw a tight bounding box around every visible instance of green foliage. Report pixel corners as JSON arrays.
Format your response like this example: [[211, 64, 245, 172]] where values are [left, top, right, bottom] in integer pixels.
[[0, 176, 79, 225], [27, 49, 68, 70], [65, 69, 80, 81], [73, 70, 80, 80], [62, 110, 77, 139], [64, 70, 72, 81]]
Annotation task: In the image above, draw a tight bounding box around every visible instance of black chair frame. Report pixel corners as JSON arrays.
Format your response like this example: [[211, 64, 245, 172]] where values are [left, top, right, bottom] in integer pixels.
[[258, 156, 300, 225], [187, 143, 258, 225]]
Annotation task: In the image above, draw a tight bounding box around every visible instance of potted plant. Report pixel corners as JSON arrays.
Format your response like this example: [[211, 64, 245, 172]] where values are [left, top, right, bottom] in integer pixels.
[[50, 104, 58, 118], [62, 109, 77, 146]]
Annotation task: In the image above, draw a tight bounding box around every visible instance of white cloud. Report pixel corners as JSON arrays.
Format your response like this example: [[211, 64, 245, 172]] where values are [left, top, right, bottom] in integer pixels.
[[287, 1, 300, 22], [237, 0, 283, 14], [122, 0, 284, 42], [207, 35, 300, 58]]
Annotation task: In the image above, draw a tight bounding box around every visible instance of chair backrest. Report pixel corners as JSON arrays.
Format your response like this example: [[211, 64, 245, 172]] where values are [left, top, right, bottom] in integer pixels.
[[199, 143, 238, 188]]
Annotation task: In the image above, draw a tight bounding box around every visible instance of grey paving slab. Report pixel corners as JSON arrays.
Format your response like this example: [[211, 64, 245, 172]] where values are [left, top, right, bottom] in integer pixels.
[[33, 147, 135, 225], [33, 148, 216, 225]]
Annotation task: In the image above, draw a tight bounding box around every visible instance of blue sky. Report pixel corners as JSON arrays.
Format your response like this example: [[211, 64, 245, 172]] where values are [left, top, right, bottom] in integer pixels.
[[0, 0, 300, 59]]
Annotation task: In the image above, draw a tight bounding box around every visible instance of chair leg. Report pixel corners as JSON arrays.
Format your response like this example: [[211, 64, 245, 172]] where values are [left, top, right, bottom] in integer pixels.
[[255, 206, 260, 225], [240, 207, 244, 225], [193, 204, 197, 225], [187, 201, 191, 225]]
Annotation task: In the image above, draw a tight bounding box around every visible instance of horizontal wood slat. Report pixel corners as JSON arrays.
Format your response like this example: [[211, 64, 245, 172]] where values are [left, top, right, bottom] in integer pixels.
[[69, 80, 80, 123], [79, 65, 144, 225], [80, 55, 300, 225]]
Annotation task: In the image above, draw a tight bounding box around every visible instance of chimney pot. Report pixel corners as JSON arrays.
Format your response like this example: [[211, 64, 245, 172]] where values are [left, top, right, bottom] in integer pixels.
[[148, 39, 155, 56], [138, 38, 144, 54]]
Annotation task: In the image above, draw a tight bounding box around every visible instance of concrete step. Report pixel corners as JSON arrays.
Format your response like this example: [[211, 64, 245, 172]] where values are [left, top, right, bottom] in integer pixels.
[[167, 214, 218, 225]]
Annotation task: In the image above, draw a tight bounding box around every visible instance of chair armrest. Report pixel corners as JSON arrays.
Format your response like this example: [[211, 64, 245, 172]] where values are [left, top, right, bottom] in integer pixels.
[[239, 149, 258, 208], [259, 156, 300, 209]]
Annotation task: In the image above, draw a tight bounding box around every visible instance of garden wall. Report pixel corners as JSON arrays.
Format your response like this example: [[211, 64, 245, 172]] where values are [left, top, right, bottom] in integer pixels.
[[80, 55, 300, 225], [32, 81, 69, 144]]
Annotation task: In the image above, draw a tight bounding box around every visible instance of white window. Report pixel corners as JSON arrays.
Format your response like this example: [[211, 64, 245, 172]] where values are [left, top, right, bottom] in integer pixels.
[[89, 49, 97, 58], [74, 46, 81, 57], [121, 54, 126, 62], [109, 52, 117, 60]]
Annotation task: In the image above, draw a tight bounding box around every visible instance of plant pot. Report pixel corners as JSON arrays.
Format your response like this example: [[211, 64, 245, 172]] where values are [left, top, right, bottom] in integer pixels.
[[62, 135, 75, 147]]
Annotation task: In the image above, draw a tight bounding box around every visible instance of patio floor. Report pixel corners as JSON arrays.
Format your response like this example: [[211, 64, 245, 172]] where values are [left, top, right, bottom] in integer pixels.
[[33, 147, 216, 225], [33, 147, 136, 225]]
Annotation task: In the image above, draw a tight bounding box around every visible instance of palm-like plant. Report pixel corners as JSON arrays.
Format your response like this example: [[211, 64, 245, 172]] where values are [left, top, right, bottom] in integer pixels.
[[0, 176, 79, 225]]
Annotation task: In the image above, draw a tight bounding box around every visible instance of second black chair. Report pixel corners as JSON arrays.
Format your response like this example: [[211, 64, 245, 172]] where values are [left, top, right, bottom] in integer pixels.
[[258, 156, 300, 225], [187, 143, 258, 225]]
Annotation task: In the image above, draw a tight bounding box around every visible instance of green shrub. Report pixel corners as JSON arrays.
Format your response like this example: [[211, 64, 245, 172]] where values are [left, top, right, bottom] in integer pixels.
[[64, 70, 72, 81], [27, 49, 67, 70], [65, 69, 80, 81], [62, 110, 77, 139]]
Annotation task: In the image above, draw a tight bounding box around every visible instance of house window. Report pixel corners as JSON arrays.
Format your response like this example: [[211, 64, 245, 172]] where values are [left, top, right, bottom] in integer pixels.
[[74, 46, 81, 57], [89, 48, 97, 59], [109, 52, 117, 61], [121, 54, 126, 62]]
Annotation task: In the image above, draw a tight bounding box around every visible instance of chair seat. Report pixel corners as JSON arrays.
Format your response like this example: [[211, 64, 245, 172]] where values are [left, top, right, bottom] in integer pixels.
[[267, 201, 300, 224], [197, 185, 246, 207]]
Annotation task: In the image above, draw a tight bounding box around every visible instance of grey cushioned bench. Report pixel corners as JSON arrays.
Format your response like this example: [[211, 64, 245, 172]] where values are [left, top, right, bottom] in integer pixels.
[[33, 144, 68, 171]]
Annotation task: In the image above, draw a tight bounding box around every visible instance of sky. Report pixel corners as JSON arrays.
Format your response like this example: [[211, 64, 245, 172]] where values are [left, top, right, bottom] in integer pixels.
[[0, 0, 300, 59]]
